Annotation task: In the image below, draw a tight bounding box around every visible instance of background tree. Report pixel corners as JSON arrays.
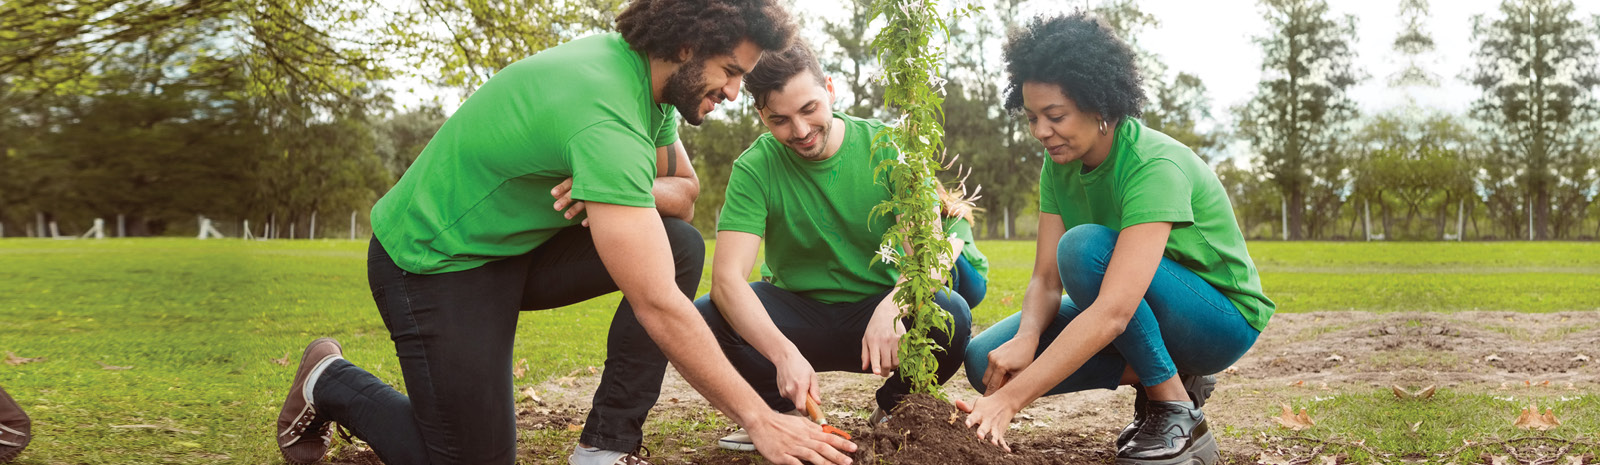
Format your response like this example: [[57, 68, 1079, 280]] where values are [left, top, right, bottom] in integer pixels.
[[1234, 0, 1364, 240], [1465, 0, 1600, 240]]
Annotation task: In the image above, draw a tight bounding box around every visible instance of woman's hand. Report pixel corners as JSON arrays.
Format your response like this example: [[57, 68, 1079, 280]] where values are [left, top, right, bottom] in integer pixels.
[[981, 336, 1038, 395], [955, 393, 1022, 453]]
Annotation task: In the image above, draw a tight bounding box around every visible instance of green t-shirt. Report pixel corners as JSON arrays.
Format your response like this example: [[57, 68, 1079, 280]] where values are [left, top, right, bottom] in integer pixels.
[[945, 217, 989, 278], [372, 33, 679, 274], [1039, 118, 1275, 331], [719, 113, 897, 304]]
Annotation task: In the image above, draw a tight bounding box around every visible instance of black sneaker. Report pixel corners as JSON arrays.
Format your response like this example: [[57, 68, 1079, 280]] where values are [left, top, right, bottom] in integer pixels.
[[1118, 374, 1216, 449], [1182, 374, 1216, 409], [1115, 385, 1149, 449], [1115, 401, 1219, 465]]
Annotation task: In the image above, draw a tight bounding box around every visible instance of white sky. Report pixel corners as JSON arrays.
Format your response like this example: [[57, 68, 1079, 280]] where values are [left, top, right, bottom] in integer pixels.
[[390, 0, 1600, 162]]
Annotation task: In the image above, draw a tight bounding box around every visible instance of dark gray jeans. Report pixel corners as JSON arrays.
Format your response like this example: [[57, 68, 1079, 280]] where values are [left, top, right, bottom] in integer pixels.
[[312, 218, 704, 464], [694, 281, 972, 413]]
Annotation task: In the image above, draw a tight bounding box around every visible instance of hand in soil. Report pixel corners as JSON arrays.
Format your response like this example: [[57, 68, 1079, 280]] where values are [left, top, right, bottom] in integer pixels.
[[955, 396, 1017, 452], [747, 410, 858, 465], [981, 337, 1038, 394], [861, 297, 905, 376]]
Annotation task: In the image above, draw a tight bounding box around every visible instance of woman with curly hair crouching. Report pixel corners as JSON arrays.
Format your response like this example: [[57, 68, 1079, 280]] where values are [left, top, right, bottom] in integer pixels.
[[956, 12, 1274, 465]]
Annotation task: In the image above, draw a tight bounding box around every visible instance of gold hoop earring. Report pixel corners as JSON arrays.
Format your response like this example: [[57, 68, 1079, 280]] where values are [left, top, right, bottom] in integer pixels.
[[1098, 119, 1108, 135]]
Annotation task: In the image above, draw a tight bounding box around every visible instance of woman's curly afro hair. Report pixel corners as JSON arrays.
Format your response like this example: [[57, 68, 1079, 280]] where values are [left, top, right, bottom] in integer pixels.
[[1002, 12, 1145, 122], [617, 0, 796, 62]]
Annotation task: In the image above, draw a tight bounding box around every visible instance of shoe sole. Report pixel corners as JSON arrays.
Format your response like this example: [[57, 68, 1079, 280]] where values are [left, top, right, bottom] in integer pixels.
[[716, 439, 756, 452], [1182, 375, 1216, 409], [1114, 430, 1219, 465], [279, 337, 343, 465]]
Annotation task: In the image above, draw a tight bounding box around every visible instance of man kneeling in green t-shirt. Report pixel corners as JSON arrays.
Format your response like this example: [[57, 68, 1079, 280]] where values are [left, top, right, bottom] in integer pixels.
[[697, 39, 973, 452], [271, 2, 857, 465]]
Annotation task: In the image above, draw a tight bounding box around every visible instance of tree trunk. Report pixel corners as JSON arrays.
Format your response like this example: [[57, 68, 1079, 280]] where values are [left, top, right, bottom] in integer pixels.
[[1533, 189, 1551, 240], [1289, 189, 1308, 240], [1436, 198, 1449, 240]]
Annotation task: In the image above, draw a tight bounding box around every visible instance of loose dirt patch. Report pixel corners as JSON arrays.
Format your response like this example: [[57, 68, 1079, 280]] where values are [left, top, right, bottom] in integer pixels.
[[330, 311, 1598, 464]]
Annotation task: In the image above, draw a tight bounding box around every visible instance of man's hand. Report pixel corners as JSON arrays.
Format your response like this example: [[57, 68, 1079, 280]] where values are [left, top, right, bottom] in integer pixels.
[[773, 351, 821, 414], [746, 410, 857, 465], [981, 336, 1038, 395], [551, 178, 589, 227], [860, 295, 905, 377], [955, 394, 1020, 453]]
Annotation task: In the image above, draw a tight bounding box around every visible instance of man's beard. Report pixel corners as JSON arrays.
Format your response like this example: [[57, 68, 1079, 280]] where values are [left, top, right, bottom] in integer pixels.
[[788, 116, 833, 161], [663, 58, 714, 126]]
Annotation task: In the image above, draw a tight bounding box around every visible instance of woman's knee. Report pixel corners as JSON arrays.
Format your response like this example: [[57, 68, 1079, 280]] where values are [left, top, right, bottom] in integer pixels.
[[1056, 224, 1117, 268]]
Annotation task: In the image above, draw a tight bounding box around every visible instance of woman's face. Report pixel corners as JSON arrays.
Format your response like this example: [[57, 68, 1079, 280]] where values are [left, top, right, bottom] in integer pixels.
[[1021, 82, 1104, 166]]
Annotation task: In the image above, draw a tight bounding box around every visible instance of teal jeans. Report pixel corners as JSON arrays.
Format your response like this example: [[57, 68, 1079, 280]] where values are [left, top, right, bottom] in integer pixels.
[[965, 224, 1259, 395]]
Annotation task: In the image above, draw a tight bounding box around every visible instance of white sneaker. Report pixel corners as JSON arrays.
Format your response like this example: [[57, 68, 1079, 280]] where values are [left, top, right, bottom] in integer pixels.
[[717, 410, 804, 451]]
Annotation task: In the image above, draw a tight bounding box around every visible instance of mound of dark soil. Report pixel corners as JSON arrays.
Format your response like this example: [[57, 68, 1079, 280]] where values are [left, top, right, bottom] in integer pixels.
[[848, 394, 1109, 465]]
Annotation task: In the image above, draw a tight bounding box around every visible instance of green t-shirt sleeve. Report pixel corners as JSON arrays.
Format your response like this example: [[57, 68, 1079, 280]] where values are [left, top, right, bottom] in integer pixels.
[[717, 159, 767, 236], [654, 105, 680, 147], [566, 120, 657, 208], [947, 217, 975, 242], [1039, 161, 1060, 215], [1119, 159, 1194, 228]]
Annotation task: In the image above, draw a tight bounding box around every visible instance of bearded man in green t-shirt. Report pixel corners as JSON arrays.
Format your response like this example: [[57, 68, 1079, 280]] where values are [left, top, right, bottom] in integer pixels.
[[271, 2, 857, 465], [694, 39, 972, 452]]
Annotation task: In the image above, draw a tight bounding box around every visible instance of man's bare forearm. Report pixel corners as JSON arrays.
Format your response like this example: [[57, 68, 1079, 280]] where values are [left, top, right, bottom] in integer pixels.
[[653, 176, 698, 221], [586, 203, 766, 425]]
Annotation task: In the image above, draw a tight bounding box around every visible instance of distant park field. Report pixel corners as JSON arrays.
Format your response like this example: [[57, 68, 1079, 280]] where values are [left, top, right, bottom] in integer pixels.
[[0, 238, 1596, 463]]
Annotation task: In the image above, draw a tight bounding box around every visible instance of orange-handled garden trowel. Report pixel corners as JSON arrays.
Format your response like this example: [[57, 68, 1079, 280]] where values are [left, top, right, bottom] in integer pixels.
[[805, 396, 852, 440]]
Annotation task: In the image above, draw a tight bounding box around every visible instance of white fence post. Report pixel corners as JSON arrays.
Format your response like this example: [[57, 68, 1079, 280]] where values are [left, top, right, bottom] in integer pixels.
[[309, 211, 318, 240], [350, 210, 357, 240], [83, 218, 105, 239]]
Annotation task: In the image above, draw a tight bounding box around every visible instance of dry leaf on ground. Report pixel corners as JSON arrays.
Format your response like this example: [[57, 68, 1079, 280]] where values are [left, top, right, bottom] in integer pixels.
[[4, 351, 42, 365], [1512, 404, 1560, 430], [1274, 404, 1315, 431], [96, 361, 132, 370], [1224, 365, 1239, 375], [1392, 385, 1436, 399], [272, 352, 291, 366], [512, 358, 528, 380], [522, 386, 543, 404]]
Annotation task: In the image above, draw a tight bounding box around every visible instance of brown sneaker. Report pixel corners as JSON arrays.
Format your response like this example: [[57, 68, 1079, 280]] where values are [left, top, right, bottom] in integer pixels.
[[276, 338, 343, 464], [0, 386, 30, 463]]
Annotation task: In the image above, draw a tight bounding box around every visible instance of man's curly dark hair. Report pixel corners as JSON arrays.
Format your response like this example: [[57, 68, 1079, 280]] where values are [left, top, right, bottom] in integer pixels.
[[617, 0, 797, 62], [1002, 12, 1145, 122]]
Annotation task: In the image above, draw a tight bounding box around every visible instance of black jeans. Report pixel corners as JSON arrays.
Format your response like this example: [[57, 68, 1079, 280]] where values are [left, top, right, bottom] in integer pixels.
[[311, 218, 705, 465], [694, 281, 972, 413]]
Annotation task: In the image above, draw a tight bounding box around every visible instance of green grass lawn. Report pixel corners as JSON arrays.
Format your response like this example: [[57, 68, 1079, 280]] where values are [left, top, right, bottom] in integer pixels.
[[1, 238, 1596, 463]]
